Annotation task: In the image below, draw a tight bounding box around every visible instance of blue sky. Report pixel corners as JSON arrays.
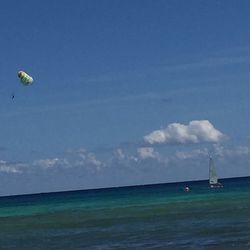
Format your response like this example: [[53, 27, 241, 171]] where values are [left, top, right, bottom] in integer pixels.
[[1, 0, 250, 195]]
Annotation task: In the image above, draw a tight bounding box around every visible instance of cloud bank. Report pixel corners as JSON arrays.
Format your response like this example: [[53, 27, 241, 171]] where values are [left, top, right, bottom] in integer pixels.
[[4, 119, 250, 196], [144, 120, 225, 145]]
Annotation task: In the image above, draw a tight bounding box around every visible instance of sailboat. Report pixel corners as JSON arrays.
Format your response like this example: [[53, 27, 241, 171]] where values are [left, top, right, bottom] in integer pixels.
[[209, 156, 223, 188]]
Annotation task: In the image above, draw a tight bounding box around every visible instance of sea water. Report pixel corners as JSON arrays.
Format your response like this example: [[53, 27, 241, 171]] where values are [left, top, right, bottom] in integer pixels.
[[1, 177, 250, 249]]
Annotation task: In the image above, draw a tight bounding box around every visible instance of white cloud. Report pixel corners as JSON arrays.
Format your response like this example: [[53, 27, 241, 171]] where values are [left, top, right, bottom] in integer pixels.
[[77, 150, 103, 167], [236, 146, 250, 155], [0, 160, 23, 174], [175, 148, 209, 160], [86, 153, 102, 167], [28, 148, 105, 174], [144, 120, 225, 145], [137, 147, 159, 160], [111, 148, 139, 165], [213, 144, 250, 157], [115, 148, 126, 160], [33, 158, 69, 169]]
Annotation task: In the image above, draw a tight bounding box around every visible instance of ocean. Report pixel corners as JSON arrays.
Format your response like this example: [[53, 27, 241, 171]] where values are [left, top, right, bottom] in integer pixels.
[[1, 177, 250, 249]]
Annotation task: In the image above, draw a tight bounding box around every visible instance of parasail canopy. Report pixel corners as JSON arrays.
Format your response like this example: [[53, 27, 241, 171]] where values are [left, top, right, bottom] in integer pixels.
[[18, 70, 33, 86]]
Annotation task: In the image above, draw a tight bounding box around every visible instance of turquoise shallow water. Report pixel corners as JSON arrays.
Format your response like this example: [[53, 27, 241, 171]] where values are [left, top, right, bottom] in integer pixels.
[[1, 177, 250, 249]]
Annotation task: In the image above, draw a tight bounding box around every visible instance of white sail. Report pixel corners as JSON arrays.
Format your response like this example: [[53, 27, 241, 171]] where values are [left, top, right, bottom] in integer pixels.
[[209, 157, 218, 185]]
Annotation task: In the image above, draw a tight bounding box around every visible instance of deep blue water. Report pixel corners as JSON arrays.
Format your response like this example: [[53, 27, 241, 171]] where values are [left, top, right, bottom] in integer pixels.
[[1, 177, 250, 249]]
